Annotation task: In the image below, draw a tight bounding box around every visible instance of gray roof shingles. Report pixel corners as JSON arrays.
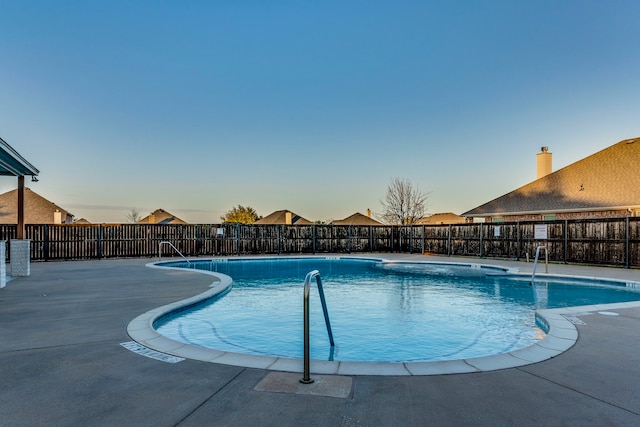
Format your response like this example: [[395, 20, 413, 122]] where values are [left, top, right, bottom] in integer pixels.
[[464, 138, 640, 216]]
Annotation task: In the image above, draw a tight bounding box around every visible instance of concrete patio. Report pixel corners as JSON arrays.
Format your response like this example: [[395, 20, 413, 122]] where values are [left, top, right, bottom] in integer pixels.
[[0, 255, 639, 426]]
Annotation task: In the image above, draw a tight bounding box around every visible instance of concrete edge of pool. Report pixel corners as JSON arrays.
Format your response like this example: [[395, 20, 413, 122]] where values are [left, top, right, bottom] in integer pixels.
[[126, 256, 640, 376]]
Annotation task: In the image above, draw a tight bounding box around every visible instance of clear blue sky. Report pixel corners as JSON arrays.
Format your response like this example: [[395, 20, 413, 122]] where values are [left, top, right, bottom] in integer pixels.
[[1, 1, 639, 223]]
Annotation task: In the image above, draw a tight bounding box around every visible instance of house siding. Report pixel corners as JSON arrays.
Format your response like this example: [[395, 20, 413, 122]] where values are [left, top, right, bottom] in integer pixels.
[[486, 209, 636, 222]]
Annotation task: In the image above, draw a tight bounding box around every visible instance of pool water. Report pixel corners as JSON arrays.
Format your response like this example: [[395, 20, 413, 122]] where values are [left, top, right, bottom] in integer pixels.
[[154, 258, 640, 363]]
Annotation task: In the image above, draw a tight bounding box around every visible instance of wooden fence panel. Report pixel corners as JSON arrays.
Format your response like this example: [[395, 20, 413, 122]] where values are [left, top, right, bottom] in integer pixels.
[[0, 219, 637, 268], [371, 226, 392, 252], [423, 225, 450, 254], [480, 223, 517, 258], [566, 219, 627, 265], [449, 224, 480, 256]]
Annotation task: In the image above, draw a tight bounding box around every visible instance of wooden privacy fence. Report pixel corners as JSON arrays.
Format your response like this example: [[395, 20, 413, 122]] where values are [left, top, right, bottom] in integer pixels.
[[1, 218, 639, 268]]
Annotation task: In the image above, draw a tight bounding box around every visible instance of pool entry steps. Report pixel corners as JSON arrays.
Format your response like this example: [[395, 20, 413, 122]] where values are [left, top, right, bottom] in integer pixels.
[[301, 270, 334, 384], [158, 241, 190, 263]]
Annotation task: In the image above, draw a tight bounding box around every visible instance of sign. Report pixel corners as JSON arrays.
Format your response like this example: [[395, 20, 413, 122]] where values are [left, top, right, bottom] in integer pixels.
[[494, 226, 501, 237], [534, 224, 548, 240], [216, 228, 224, 236]]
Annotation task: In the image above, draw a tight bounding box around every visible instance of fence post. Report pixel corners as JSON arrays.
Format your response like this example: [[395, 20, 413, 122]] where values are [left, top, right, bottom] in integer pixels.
[[408, 226, 412, 253], [479, 224, 483, 258], [515, 222, 520, 260], [43, 224, 49, 261], [277, 225, 281, 255], [625, 217, 630, 269], [564, 220, 569, 264], [312, 225, 316, 254], [447, 225, 452, 256], [97, 224, 102, 259], [237, 223, 241, 256], [391, 226, 394, 252]]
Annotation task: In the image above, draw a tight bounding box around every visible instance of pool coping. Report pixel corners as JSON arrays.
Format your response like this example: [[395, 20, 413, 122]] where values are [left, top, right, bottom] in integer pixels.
[[126, 256, 640, 376]]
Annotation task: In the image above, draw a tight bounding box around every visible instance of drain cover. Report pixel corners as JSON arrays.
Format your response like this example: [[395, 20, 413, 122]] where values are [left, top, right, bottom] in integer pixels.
[[120, 341, 185, 363]]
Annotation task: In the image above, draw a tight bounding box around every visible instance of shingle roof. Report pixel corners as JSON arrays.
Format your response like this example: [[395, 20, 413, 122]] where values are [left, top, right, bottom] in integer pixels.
[[332, 212, 383, 226], [416, 212, 466, 225], [0, 187, 73, 224], [138, 209, 187, 224], [463, 138, 640, 216], [254, 210, 312, 225]]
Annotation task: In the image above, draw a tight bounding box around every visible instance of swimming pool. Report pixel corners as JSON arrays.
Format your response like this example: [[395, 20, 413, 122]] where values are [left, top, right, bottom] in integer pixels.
[[150, 257, 640, 364]]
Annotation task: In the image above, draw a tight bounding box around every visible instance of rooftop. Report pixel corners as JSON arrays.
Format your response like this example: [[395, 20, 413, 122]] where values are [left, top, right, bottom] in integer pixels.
[[464, 137, 640, 216]]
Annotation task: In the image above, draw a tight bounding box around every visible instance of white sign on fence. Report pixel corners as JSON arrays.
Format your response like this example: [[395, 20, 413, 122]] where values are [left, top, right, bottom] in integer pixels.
[[216, 228, 224, 236], [534, 224, 548, 240]]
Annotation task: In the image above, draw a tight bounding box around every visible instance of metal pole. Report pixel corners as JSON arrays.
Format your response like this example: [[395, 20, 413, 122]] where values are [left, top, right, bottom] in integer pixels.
[[300, 270, 334, 384], [301, 281, 313, 384]]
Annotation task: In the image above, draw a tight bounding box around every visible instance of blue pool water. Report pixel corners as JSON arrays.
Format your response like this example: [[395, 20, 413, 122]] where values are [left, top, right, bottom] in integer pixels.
[[154, 258, 640, 363]]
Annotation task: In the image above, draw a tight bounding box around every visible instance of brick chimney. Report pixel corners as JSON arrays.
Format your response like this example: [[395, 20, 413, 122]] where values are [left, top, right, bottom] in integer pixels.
[[53, 210, 62, 225], [536, 146, 552, 179], [366, 209, 371, 218], [285, 211, 293, 225]]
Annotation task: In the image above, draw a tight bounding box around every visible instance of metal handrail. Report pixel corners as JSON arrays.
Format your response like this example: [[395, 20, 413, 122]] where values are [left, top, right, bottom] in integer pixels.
[[300, 270, 334, 384], [530, 245, 548, 285], [158, 241, 190, 264]]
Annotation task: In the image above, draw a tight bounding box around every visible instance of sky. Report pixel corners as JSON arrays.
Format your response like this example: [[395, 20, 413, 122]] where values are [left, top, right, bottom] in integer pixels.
[[1, 1, 639, 224]]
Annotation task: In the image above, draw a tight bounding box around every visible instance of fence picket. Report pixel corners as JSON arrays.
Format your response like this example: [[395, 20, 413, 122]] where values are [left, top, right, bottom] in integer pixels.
[[0, 219, 637, 268]]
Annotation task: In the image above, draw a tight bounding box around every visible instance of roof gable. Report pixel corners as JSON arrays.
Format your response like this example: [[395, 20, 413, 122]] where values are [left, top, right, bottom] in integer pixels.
[[416, 212, 465, 224], [254, 210, 312, 225], [138, 208, 187, 224], [332, 212, 383, 226], [464, 138, 640, 216], [0, 187, 73, 224]]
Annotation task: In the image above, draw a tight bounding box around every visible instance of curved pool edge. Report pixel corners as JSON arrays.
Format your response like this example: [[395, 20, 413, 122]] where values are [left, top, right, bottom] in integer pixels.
[[126, 256, 639, 376]]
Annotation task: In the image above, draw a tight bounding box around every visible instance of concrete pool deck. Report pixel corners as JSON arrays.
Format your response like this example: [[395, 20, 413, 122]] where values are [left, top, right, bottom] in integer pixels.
[[1, 254, 639, 425]]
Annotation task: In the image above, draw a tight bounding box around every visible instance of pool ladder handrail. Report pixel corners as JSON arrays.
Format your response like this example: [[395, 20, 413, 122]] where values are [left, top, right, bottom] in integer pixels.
[[158, 241, 191, 264], [301, 270, 334, 384], [530, 245, 548, 285]]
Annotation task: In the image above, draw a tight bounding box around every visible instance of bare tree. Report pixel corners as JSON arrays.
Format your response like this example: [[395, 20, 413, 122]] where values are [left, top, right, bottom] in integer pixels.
[[380, 177, 429, 225], [125, 208, 142, 223]]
